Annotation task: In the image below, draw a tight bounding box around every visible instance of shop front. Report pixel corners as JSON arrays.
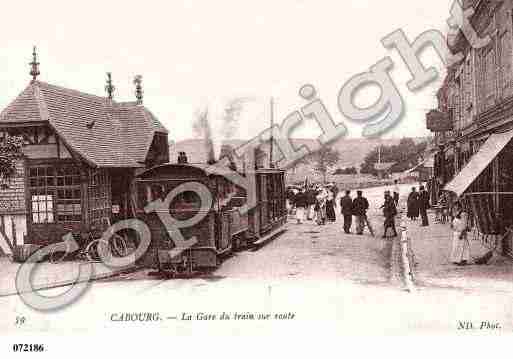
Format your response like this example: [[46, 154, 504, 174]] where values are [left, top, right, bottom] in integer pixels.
[[444, 130, 513, 257]]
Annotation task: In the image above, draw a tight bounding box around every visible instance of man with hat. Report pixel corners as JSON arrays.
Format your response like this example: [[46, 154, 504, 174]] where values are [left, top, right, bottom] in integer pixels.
[[352, 190, 373, 236], [382, 190, 398, 238]]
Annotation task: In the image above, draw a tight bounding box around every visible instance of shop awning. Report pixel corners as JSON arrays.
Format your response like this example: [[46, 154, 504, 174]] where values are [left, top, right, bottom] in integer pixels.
[[444, 130, 513, 196], [404, 155, 435, 174]]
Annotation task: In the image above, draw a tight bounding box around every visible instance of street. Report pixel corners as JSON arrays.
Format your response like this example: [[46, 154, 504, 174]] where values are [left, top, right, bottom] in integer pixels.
[[1, 184, 512, 334]]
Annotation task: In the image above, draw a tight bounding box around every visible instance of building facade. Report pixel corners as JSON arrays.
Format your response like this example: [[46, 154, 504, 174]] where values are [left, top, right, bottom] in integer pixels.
[[429, 0, 513, 256], [0, 51, 169, 256]]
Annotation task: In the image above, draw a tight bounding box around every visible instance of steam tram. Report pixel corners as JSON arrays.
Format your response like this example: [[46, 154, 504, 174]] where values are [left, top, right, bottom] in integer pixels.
[[133, 163, 287, 273]]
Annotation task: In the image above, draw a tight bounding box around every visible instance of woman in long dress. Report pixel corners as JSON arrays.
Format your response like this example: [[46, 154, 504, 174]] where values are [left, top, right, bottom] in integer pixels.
[[325, 189, 336, 222], [315, 188, 327, 225], [294, 190, 307, 224], [450, 202, 471, 265], [406, 187, 419, 220]]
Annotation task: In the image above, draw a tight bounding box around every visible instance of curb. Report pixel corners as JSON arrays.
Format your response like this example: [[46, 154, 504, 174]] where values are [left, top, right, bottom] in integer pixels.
[[0, 264, 140, 298], [396, 199, 416, 292], [389, 235, 403, 285]]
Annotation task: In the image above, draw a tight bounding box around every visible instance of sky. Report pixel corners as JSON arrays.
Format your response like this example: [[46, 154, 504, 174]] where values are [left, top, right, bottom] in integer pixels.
[[0, 0, 454, 144]]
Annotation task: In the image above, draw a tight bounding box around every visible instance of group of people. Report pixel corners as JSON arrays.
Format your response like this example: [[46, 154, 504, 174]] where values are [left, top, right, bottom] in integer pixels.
[[407, 186, 471, 266], [290, 184, 339, 225], [288, 181, 405, 238], [340, 190, 373, 236], [289, 179, 476, 267], [406, 185, 430, 226], [327, 187, 403, 240]]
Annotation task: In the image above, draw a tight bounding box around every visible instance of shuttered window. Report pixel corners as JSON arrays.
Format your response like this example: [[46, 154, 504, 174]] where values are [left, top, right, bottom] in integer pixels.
[[500, 30, 513, 97], [483, 46, 496, 110]]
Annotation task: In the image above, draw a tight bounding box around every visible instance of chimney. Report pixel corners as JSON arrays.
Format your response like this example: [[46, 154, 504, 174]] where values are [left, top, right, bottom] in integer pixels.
[[134, 75, 143, 105], [178, 152, 188, 164], [204, 139, 216, 165]]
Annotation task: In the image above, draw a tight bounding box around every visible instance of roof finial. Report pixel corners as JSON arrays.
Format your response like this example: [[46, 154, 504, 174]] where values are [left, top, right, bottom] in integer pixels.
[[105, 72, 115, 100], [134, 75, 143, 105], [29, 46, 40, 82]]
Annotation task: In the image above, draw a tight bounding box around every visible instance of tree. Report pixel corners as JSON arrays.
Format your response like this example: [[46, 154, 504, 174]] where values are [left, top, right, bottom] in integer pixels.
[[0, 134, 24, 189], [360, 137, 429, 176], [333, 166, 357, 175], [306, 146, 340, 183]]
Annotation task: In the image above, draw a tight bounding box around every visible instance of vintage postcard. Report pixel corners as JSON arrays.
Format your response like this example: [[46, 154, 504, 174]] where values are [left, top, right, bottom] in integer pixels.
[[0, 0, 512, 355]]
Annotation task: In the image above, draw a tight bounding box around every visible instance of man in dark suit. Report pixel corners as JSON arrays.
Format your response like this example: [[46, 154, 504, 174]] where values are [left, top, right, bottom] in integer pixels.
[[382, 191, 398, 238], [340, 190, 353, 234], [352, 190, 374, 236], [418, 185, 430, 226]]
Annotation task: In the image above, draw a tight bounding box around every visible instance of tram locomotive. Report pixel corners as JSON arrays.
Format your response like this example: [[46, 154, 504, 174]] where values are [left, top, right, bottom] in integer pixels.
[[133, 162, 287, 273]]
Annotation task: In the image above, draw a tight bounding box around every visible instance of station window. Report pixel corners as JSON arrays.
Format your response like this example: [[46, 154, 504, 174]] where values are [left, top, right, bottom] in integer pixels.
[[31, 194, 54, 224], [29, 165, 82, 223]]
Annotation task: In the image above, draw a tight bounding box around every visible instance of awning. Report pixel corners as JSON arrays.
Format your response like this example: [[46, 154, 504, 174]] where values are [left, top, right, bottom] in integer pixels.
[[444, 130, 513, 196], [404, 155, 435, 174]]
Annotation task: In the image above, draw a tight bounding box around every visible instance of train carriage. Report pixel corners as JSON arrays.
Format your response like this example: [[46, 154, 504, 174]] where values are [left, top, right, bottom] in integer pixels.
[[247, 168, 287, 245], [133, 162, 286, 273]]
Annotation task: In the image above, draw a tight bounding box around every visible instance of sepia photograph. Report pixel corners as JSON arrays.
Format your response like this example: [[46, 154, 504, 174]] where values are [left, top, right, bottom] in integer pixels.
[[0, 0, 512, 355]]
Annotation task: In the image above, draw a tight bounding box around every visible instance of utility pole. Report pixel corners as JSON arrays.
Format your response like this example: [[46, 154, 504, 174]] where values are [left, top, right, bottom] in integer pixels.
[[269, 97, 274, 168]]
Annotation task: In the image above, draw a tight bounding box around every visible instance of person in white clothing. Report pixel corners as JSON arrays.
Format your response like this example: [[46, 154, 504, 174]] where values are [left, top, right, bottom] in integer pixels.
[[450, 202, 471, 266]]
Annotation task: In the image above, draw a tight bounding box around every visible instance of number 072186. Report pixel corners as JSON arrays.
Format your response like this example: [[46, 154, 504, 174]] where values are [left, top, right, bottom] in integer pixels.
[[12, 344, 45, 352]]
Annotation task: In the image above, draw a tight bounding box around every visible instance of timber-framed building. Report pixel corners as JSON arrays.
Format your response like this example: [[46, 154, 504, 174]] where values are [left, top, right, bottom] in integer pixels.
[[0, 49, 169, 255]]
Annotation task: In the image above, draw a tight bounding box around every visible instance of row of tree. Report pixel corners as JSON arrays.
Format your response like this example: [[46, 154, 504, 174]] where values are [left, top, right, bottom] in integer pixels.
[[294, 137, 428, 182], [360, 138, 428, 176]]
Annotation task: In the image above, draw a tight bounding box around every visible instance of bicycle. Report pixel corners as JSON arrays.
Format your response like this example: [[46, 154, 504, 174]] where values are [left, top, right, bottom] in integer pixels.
[[49, 230, 133, 264]]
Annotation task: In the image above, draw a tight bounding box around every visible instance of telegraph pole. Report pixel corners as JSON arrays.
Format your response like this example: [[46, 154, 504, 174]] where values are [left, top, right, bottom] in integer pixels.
[[269, 97, 274, 168]]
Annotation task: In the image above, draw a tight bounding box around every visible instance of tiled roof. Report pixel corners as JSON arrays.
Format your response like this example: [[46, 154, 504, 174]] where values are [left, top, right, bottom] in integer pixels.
[[0, 81, 168, 168]]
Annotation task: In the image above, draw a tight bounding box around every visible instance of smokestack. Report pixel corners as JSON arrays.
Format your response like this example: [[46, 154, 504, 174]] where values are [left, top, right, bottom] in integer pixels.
[[206, 139, 216, 165], [219, 144, 237, 171]]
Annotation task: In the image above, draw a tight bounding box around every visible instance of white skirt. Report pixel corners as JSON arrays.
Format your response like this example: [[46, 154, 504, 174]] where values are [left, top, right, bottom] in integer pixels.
[[450, 231, 470, 263], [296, 207, 305, 221]]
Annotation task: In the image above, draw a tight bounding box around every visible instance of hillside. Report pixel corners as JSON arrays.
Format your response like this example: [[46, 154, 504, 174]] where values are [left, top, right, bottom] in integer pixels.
[[169, 137, 427, 168]]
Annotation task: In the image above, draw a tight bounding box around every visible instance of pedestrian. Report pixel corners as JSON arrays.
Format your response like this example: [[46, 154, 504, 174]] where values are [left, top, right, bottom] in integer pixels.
[[306, 186, 317, 221], [407, 187, 419, 220], [325, 188, 336, 222], [381, 191, 398, 238], [450, 202, 470, 266], [331, 184, 339, 200], [393, 179, 400, 206], [315, 188, 327, 225], [418, 185, 430, 226], [438, 192, 449, 223], [352, 190, 374, 236], [340, 190, 353, 234], [294, 189, 307, 224], [286, 187, 297, 215]]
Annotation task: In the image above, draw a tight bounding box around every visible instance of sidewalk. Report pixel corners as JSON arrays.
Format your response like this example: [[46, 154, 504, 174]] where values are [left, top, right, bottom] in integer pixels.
[[406, 211, 513, 294], [0, 257, 136, 296]]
